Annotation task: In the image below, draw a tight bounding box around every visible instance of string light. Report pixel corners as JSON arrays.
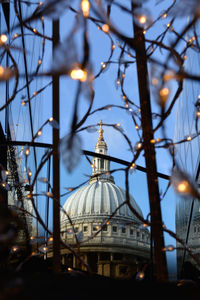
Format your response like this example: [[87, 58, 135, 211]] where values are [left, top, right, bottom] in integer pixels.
[[137, 142, 142, 149], [0, 34, 7, 43], [159, 86, 170, 104], [102, 24, 109, 33], [25, 148, 30, 156], [186, 135, 192, 141], [81, 0, 90, 17], [37, 130, 42, 136], [176, 180, 190, 193], [70, 68, 87, 82], [136, 271, 145, 280], [130, 163, 136, 169], [101, 62, 106, 69]]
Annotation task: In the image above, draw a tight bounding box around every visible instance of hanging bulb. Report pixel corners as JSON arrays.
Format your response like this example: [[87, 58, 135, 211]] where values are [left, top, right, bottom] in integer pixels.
[[70, 68, 87, 82], [134, 7, 153, 29], [102, 24, 110, 33], [37, 130, 42, 136], [0, 34, 7, 44], [81, 0, 90, 17]]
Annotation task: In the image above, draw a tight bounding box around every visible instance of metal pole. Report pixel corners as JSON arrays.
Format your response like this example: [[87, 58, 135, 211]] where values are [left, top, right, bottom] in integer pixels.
[[133, 17, 168, 281], [52, 19, 61, 272]]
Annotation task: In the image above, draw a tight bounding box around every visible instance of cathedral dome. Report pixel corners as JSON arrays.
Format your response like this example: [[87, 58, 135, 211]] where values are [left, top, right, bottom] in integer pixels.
[[61, 179, 143, 223], [61, 120, 143, 225]]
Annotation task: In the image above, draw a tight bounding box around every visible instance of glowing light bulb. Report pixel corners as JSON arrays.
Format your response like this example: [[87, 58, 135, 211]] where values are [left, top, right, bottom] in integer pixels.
[[101, 62, 106, 68], [160, 87, 170, 97], [28, 171, 32, 177], [70, 68, 87, 82], [25, 148, 30, 156], [37, 130, 42, 136], [102, 24, 109, 33], [138, 15, 147, 24], [0, 66, 4, 76], [115, 123, 120, 127], [38, 59, 42, 65], [81, 0, 90, 17], [0, 34, 7, 43], [150, 139, 156, 144], [177, 180, 189, 193], [137, 142, 142, 149], [136, 271, 145, 280], [130, 163, 136, 169], [33, 28, 37, 33], [186, 135, 192, 141], [152, 77, 158, 85]]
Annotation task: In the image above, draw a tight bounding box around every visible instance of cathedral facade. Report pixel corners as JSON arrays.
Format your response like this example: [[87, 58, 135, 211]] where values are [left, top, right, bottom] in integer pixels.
[[60, 121, 150, 278]]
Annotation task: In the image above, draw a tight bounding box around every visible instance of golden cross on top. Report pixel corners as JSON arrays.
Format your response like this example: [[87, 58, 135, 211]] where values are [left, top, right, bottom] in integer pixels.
[[97, 120, 104, 141]]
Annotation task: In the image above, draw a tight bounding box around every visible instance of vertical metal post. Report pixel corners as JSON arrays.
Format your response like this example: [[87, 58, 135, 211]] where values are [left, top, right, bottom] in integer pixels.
[[52, 19, 61, 272], [133, 19, 168, 281]]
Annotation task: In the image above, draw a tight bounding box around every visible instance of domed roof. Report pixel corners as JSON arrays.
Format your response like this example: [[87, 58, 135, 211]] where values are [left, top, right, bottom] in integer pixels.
[[61, 120, 143, 225], [61, 180, 143, 223]]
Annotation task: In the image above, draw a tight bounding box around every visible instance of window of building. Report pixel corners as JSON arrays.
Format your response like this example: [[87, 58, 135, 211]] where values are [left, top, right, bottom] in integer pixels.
[[74, 227, 79, 233], [99, 252, 110, 261], [102, 224, 107, 231], [121, 227, 126, 234], [83, 226, 88, 232], [130, 229, 134, 235], [112, 226, 117, 233], [136, 231, 140, 238], [100, 158, 104, 169], [119, 266, 128, 275], [93, 225, 100, 231]]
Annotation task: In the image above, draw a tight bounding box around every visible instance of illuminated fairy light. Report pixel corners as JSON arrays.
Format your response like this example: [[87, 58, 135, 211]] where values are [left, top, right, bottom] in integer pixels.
[[101, 62, 106, 69], [37, 130, 42, 136], [13, 33, 19, 39], [0, 34, 7, 43], [81, 0, 90, 17], [176, 180, 190, 193], [70, 68, 87, 82], [33, 28, 37, 34], [160, 87, 170, 97], [49, 117, 54, 122], [38, 59, 42, 65], [159, 87, 170, 104], [150, 139, 156, 144], [39, 246, 49, 253], [112, 44, 115, 50], [115, 123, 120, 127], [137, 142, 142, 149], [21, 100, 26, 106], [11, 246, 19, 253], [136, 271, 145, 280], [162, 13, 167, 18], [138, 15, 147, 25], [28, 170, 32, 177], [25, 148, 30, 156], [0, 66, 4, 76], [130, 163, 136, 169], [196, 111, 200, 117], [186, 135, 192, 141], [48, 236, 53, 242], [102, 24, 110, 33], [152, 77, 158, 85]]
